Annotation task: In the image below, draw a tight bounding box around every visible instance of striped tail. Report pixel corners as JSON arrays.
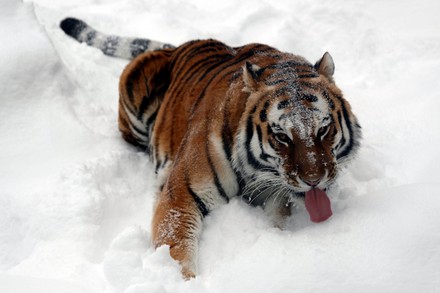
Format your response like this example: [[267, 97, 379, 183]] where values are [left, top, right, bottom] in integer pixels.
[[60, 17, 175, 60]]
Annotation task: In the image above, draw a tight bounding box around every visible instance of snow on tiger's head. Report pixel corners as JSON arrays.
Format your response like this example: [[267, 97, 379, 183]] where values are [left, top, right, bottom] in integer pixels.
[[238, 51, 361, 193]]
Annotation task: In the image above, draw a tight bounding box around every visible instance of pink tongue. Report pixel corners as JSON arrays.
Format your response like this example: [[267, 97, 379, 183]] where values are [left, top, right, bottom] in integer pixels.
[[305, 188, 332, 223]]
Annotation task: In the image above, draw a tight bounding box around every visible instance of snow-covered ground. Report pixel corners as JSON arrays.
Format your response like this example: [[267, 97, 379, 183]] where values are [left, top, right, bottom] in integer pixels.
[[1, 0, 440, 292]]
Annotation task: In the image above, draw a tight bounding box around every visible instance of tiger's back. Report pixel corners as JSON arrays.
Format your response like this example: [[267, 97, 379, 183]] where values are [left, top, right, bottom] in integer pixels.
[[119, 40, 275, 191]]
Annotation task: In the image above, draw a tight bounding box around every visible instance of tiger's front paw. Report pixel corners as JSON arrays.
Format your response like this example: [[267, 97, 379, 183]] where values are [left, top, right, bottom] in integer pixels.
[[181, 267, 196, 280]]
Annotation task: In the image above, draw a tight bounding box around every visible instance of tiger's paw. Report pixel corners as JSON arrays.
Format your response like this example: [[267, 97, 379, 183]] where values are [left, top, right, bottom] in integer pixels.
[[181, 267, 196, 280]]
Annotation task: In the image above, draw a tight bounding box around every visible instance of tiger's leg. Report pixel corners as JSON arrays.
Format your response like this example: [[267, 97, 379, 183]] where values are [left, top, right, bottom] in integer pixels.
[[118, 50, 172, 150], [263, 195, 292, 229], [151, 183, 203, 279]]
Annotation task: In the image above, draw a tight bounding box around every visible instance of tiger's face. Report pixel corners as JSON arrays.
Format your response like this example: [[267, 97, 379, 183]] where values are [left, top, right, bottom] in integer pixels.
[[237, 53, 360, 206], [265, 86, 339, 193]]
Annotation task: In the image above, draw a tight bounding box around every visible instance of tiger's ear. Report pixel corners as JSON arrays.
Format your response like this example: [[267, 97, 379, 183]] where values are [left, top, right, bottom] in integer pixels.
[[243, 61, 264, 92], [314, 52, 335, 81]]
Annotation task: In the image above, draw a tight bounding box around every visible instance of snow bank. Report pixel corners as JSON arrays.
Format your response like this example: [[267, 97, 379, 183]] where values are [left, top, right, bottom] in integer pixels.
[[1, 0, 440, 292]]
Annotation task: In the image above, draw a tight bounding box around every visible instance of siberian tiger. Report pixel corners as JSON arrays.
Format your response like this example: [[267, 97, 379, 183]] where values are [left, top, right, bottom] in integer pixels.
[[61, 17, 361, 278]]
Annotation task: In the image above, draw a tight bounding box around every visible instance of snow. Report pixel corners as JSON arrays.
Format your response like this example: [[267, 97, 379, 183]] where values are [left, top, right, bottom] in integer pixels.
[[1, 0, 440, 292]]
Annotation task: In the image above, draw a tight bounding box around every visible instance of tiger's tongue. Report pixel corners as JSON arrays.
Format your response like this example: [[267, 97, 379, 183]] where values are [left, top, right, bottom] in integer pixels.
[[305, 188, 332, 223]]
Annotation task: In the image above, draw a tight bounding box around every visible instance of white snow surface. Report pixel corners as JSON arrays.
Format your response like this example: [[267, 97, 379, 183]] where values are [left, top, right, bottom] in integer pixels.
[[1, 0, 440, 292]]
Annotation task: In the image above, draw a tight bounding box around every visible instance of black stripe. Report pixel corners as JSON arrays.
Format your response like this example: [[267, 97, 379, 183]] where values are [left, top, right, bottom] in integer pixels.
[[259, 100, 270, 122], [154, 156, 164, 174], [154, 161, 161, 174], [125, 81, 135, 102], [335, 97, 354, 160], [137, 95, 154, 120], [245, 117, 271, 170], [337, 108, 354, 160], [146, 110, 158, 126], [299, 81, 319, 90], [161, 156, 169, 169], [330, 126, 338, 138], [130, 122, 148, 137], [125, 62, 145, 103], [335, 111, 345, 152], [221, 95, 233, 161], [154, 155, 168, 174], [221, 128, 232, 162], [256, 125, 264, 157], [102, 36, 120, 56], [301, 94, 318, 102], [188, 185, 209, 217], [85, 30, 96, 45], [207, 152, 230, 203], [322, 90, 335, 110], [121, 100, 149, 138], [256, 125, 275, 162], [278, 99, 292, 110], [130, 38, 150, 58], [270, 123, 282, 132], [121, 98, 137, 117], [298, 73, 319, 78], [310, 107, 322, 112], [181, 113, 222, 218], [245, 117, 261, 169], [235, 170, 245, 196]]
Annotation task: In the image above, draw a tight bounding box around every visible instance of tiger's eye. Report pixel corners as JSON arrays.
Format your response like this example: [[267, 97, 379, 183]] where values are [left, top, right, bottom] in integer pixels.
[[275, 133, 290, 144]]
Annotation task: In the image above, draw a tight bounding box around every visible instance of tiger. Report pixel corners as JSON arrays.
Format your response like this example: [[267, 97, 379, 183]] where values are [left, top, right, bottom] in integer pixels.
[[60, 17, 361, 279]]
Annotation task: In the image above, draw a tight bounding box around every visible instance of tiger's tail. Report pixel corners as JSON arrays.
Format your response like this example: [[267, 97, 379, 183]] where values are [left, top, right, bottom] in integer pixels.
[[60, 17, 175, 60]]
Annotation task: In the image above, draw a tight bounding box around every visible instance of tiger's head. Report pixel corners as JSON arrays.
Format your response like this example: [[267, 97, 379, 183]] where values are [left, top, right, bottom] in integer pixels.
[[233, 51, 361, 222]]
